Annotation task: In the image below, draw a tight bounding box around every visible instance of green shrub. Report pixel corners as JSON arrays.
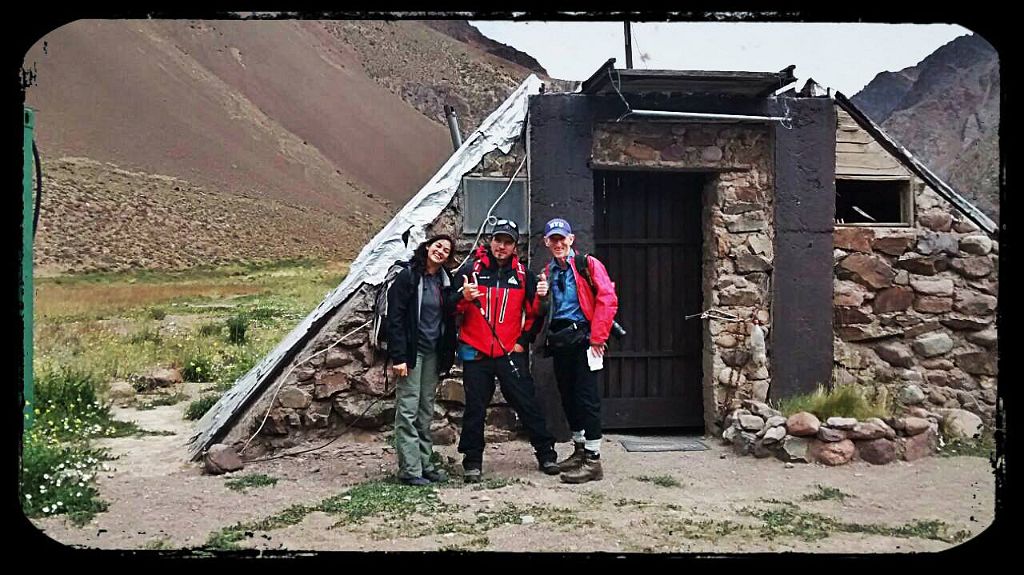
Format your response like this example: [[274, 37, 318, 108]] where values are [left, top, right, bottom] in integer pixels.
[[147, 307, 167, 320], [225, 313, 249, 345], [185, 395, 221, 421], [20, 430, 110, 525], [181, 354, 214, 382]]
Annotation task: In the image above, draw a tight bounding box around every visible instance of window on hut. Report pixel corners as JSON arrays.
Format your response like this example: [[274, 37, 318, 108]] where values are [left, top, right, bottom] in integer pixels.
[[835, 178, 914, 226], [461, 177, 528, 234]]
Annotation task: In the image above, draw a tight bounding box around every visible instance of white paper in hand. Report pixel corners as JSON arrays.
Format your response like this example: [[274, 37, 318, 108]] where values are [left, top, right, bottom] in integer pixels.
[[586, 346, 604, 371]]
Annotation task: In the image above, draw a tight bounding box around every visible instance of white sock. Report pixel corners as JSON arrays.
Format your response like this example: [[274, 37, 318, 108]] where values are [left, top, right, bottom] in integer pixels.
[[572, 430, 585, 444], [584, 439, 601, 454]]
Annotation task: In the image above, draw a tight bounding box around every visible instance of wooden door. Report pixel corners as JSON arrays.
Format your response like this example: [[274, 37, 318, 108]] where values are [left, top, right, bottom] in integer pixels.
[[593, 170, 704, 428]]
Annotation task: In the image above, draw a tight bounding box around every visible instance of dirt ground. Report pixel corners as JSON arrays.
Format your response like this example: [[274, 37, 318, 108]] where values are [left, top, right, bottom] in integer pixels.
[[28, 392, 996, 554]]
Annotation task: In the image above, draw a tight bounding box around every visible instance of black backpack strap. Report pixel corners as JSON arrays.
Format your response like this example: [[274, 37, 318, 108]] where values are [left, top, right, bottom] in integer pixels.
[[574, 252, 596, 294]]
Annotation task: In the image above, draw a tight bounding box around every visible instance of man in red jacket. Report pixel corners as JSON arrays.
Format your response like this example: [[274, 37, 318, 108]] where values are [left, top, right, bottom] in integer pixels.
[[452, 218, 560, 482], [540, 217, 619, 483]]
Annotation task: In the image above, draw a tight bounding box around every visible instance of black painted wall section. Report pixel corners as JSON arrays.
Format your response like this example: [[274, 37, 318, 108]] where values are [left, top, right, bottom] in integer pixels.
[[768, 97, 836, 400], [527, 93, 594, 440]]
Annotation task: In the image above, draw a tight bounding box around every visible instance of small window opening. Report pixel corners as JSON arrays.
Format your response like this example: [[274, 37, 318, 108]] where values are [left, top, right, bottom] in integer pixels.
[[835, 179, 911, 225]]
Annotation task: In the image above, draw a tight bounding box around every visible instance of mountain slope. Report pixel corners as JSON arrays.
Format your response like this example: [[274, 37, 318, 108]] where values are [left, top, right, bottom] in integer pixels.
[[852, 33, 999, 222], [23, 19, 544, 273]]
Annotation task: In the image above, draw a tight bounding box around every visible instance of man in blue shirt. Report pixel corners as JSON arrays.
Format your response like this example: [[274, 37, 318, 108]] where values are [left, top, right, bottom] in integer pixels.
[[539, 218, 619, 483]]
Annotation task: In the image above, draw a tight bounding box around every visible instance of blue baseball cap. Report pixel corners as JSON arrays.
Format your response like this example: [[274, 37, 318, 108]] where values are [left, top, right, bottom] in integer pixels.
[[544, 218, 572, 238]]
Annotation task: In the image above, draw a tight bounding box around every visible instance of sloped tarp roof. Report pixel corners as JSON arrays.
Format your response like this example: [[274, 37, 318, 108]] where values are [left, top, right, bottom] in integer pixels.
[[834, 91, 998, 238], [185, 75, 543, 460]]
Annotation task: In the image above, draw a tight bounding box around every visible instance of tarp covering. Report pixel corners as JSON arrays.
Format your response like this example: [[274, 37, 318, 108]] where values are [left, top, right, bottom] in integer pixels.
[[185, 75, 543, 459]]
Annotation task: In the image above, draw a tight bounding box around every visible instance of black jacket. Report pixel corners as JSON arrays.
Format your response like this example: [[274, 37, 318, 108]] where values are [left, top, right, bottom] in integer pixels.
[[386, 264, 457, 375]]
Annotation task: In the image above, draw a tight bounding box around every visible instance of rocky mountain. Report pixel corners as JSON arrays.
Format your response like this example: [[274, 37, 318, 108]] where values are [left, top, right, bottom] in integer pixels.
[[23, 19, 544, 273], [852, 33, 999, 223]]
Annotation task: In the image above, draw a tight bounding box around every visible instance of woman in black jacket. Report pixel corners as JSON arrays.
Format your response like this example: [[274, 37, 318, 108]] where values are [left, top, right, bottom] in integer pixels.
[[386, 234, 457, 485]]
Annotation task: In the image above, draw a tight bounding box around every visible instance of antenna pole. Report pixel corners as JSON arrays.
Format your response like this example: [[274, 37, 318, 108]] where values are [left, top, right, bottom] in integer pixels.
[[624, 21, 633, 69]]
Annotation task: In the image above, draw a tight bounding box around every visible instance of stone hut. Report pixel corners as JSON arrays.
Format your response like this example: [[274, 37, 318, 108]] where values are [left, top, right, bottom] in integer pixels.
[[186, 63, 997, 461]]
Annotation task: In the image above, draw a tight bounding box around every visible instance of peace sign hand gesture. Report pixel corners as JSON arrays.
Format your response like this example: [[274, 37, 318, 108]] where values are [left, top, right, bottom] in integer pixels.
[[462, 274, 481, 302]]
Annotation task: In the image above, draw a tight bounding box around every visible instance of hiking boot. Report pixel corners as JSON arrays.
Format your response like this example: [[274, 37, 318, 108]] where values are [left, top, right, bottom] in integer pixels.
[[559, 458, 603, 484], [463, 467, 482, 484], [423, 468, 449, 483], [556, 443, 586, 473], [539, 460, 561, 475], [400, 476, 431, 486]]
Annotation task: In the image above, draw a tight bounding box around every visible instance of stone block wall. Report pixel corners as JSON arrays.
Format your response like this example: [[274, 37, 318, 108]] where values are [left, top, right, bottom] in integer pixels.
[[832, 185, 998, 425]]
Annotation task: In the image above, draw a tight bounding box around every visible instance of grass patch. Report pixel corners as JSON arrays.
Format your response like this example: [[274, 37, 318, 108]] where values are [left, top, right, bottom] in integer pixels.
[[740, 502, 837, 541], [635, 474, 682, 488], [225, 474, 279, 492], [143, 538, 174, 550], [738, 501, 971, 543], [27, 260, 355, 529], [802, 485, 855, 502], [185, 395, 221, 421], [775, 384, 892, 420], [128, 327, 163, 345], [657, 517, 745, 541], [578, 490, 606, 507], [439, 535, 490, 552], [471, 477, 523, 491], [614, 498, 655, 508], [204, 477, 454, 550], [198, 322, 223, 337], [939, 430, 997, 459]]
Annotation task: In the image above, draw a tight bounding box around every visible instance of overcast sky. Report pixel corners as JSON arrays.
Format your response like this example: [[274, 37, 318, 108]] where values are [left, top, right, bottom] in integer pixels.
[[470, 21, 973, 95]]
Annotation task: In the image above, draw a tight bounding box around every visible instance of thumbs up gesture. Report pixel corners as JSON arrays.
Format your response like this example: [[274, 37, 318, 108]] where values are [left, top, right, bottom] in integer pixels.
[[536, 271, 549, 297], [462, 274, 480, 302]]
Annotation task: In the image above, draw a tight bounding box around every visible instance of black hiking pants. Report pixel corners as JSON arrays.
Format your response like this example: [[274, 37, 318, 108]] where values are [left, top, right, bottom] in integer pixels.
[[458, 352, 557, 469]]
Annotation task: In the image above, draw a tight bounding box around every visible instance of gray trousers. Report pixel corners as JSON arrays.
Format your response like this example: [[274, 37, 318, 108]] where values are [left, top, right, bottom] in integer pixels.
[[394, 351, 439, 479]]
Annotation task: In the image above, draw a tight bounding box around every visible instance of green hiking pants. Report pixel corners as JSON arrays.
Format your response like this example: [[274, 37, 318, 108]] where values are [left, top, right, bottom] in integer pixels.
[[394, 351, 439, 479]]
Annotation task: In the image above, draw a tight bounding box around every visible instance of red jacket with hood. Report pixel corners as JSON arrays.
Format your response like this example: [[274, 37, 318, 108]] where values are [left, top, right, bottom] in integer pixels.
[[453, 246, 544, 358], [545, 253, 619, 346]]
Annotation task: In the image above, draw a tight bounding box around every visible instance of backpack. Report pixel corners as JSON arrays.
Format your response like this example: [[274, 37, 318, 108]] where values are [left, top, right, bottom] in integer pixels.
[[369, 259, 410, 356], [548, 252, 627, 340]]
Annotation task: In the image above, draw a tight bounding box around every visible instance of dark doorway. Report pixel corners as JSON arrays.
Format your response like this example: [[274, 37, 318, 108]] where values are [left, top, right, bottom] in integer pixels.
[[593, 170, 704, 429]]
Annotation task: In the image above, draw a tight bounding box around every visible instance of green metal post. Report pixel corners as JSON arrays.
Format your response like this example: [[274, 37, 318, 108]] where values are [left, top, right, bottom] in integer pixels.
[[23, 107, 35, 429]]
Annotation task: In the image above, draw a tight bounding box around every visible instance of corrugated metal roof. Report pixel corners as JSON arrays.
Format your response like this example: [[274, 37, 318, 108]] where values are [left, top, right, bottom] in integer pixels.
[[184, 75, 544, 460]]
